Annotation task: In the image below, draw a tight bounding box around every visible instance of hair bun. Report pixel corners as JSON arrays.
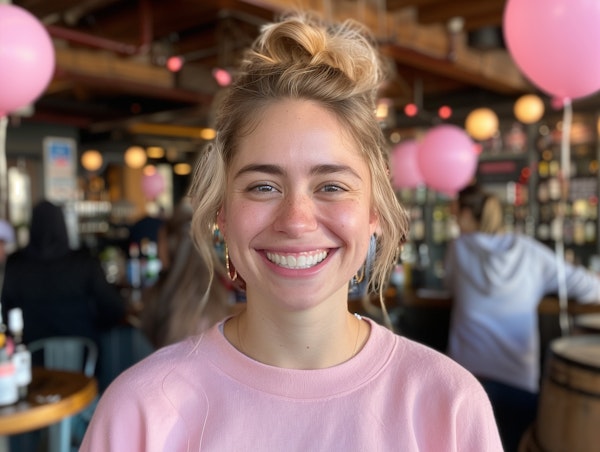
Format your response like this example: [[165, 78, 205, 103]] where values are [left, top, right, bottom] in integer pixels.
[[249, 13, 383, 93]]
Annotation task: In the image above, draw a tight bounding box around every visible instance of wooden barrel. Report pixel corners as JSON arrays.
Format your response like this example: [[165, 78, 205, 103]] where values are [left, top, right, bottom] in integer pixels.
[[574, 313, 600, 334], [535, 335, 600, 452], [518, 426, 543, 452]]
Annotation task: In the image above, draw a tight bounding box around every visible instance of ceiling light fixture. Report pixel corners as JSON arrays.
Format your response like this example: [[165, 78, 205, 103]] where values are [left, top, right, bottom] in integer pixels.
[[81, 149, 103, 172], [146, 146, 165, 159], [124, 146, 147, 169], [465, 108, 499, 141], [514, 94, 545, 124]]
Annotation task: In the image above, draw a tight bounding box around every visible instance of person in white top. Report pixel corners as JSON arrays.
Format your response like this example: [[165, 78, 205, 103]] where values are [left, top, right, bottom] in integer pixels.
[[444, 183, 600, 451]]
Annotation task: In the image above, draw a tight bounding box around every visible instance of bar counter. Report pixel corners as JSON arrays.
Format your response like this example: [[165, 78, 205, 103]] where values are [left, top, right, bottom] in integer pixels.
[[394, 288, 600, 315], [349, 287, 600, 353]]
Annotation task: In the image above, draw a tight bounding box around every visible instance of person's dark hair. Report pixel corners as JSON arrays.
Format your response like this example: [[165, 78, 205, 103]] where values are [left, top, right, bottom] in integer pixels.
[[458, 184, 504, 234], [26, 200, 70, 260]]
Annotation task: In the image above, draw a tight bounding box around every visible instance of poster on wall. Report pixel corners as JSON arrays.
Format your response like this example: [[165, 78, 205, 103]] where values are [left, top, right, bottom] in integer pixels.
[[43, 136, 77, 203]]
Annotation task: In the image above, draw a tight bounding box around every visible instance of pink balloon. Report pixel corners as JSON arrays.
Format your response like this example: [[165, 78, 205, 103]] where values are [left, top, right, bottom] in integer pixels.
[[142, 172, 166, 199], [0, 5, 55, 115], [416, 125, 478, 195], [504, 0, 600, 100], [390, 139, 424, 189]]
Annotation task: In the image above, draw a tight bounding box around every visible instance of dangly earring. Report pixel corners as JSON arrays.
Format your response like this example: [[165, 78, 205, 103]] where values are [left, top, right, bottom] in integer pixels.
[[225, 244, 237, 281], [352, 264, 365, 285], [352, 234, 377, 286]]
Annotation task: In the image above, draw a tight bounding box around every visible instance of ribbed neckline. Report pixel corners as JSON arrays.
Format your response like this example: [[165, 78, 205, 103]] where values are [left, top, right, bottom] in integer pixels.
[[199, 317, 400, 400]]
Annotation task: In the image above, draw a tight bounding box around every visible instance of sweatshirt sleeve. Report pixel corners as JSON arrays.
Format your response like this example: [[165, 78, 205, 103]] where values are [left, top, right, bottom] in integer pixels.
[[563, 261, 600, 303], [452, 381, 504, 451], [532, 238, 600, 303]]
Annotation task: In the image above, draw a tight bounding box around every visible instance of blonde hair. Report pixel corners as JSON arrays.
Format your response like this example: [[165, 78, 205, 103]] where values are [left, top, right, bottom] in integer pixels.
[[188, 12, 409, 313]]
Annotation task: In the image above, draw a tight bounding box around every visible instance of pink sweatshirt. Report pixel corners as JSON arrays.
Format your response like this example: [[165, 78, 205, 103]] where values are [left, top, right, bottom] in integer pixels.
[[81, 318, 502, 451]]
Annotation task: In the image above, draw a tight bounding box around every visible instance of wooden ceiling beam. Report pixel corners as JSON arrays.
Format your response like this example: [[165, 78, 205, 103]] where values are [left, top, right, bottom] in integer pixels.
[[418, 0, 505, 25]]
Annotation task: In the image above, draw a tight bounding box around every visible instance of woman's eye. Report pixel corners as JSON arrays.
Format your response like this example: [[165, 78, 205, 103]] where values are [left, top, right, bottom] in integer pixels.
[[248, 184, 276, 193], [320, 184, 345, 193]]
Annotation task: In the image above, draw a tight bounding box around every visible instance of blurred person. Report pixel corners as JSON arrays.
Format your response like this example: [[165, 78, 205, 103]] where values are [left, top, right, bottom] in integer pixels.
[[0, 219, 15, 295], [141, 198, 234, 348], [81, 12, 502, 451], [1, 200, 126, 347], [128, 202, 165, 250], [444, 183, 600, 451]]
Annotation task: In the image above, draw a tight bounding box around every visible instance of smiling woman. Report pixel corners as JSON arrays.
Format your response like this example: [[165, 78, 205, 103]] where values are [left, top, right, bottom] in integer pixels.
[[80, 11, 503, 452]]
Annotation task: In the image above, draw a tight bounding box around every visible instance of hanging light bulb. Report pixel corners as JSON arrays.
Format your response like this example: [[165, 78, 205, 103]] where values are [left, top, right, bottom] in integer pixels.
[[81, 150, 103, 172], [465, 108, 499, 141], [514, 94, 545, 124], [146, 146, 165, 159], [124, 146, 147, 169], [173, 163, 192, 175]]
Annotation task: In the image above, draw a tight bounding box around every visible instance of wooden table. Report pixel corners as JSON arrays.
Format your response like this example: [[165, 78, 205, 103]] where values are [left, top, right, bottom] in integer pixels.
[[0, 367, 98, 452]]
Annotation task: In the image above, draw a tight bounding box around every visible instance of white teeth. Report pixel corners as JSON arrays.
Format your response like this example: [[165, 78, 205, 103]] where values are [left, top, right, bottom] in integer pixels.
[[266, 251, 328, 269]]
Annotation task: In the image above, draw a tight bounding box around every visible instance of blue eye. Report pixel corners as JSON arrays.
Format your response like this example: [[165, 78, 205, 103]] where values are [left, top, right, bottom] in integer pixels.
[[321, 184, 344, 192], [249, 184, 276, 193]]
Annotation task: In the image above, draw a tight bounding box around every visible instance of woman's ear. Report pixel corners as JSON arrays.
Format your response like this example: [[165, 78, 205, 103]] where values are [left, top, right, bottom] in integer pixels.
[[369, 208, 381, 236]]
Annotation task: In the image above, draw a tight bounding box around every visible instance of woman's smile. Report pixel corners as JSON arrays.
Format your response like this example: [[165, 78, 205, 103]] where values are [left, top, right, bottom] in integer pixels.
[[265, 249, 329, 269]]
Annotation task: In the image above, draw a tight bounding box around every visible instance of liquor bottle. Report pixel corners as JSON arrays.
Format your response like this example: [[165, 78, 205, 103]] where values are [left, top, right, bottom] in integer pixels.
[[143, 241, 161, 287], [127, 243, 142, 289], [0, 307, 17, 406], [8, 308, 31, 399], [127, 243, 143, 310]]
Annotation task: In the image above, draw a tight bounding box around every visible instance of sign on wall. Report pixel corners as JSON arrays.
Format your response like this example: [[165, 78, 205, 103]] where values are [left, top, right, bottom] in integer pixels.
[[43, 136, 77, 203]]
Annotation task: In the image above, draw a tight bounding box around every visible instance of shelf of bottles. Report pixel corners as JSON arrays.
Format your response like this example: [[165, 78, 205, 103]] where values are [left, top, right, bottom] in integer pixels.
[[533, 117, 599, 267], [396, 186, 454, 290]]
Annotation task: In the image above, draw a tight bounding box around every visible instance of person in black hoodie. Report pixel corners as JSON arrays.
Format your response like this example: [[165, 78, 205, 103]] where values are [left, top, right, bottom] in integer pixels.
[[1, 200, 126, 346]]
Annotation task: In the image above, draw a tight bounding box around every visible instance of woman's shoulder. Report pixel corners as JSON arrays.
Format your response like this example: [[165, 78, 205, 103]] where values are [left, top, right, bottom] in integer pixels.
[[98, 336, 207, 400], [386, 328, 483, 392]]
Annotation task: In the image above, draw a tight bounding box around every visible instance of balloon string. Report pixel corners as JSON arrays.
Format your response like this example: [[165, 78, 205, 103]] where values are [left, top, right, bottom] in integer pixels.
[[0, 115, 7, 219], [556, 98, 572, 337]]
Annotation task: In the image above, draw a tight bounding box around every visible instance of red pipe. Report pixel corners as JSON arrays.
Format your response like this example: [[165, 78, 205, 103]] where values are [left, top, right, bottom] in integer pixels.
[[46, 0, 153, 56]]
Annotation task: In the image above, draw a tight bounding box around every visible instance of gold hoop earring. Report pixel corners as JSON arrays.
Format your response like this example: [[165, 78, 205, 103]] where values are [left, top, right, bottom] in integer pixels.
[[225, 244, 237, 281], [353, 264, 365, 285]]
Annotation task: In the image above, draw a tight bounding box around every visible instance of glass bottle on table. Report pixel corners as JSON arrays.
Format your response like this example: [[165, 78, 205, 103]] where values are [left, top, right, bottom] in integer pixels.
[[8, 307, 31, 399], [0, 307, 18, 406]]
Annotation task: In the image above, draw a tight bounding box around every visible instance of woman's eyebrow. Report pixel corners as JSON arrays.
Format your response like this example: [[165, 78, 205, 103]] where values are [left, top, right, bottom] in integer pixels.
[[234, 163, 361, 180], [234, 164, 285, 178], [310, 164, 361, 180]]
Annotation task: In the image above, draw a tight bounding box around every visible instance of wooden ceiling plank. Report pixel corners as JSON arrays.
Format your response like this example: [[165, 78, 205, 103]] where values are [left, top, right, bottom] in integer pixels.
[[386, 0, 447, 9], [418, 0, 505, 26], [381, 43, 528, 94]]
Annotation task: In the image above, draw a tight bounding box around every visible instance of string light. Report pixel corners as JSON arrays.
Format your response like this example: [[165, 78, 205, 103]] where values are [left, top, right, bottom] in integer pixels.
[[81, 149, 103, 172], [124, 146, 147, 169], [514, 94, 545, 124], [404, 103, 418, 117], [465, 108, 499, 141]]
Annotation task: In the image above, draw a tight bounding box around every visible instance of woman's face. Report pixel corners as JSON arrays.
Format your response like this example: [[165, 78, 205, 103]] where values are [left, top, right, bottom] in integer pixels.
[[218, 99, 379, 310]]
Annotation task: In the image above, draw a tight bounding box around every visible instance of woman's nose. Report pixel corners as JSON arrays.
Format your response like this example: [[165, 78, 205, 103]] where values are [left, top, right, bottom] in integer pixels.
[[272, 194, 318, 236]]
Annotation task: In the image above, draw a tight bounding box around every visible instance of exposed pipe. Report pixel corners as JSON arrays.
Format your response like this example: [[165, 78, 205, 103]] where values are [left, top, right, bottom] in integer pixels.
[[45, 0, 153, 56]]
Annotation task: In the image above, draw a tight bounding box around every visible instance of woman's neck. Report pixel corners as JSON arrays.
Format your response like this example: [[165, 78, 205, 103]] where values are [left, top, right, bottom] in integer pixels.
[[224, 301, 368, 369]]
